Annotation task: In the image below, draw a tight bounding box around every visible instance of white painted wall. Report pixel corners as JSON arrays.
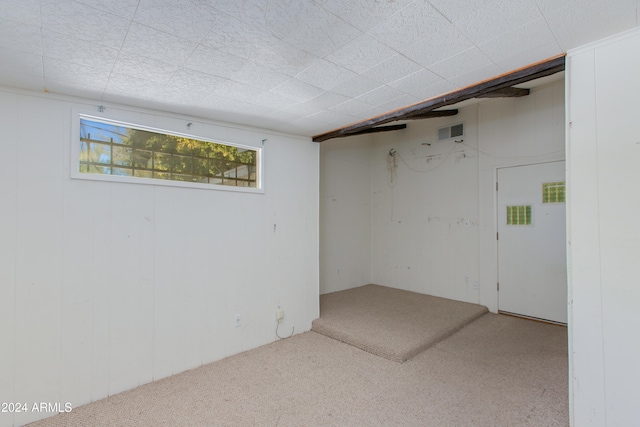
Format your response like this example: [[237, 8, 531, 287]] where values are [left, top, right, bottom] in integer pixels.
[[370, 107, 481, 302], [319, 135, 372, 294], [363, 81, 565, 308], [0, 88, 319, 427], [566, 28, 640, 427]]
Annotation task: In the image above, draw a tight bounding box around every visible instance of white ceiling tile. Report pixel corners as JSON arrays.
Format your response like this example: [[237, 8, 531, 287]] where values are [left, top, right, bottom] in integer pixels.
[[0, 0, 40, 26], [401, 26, 473, 68], [276, 117, 328, 136], [321, 0, 415, 32], [230, 62, 290, 91], [535, 0, 595, 16], [122, 23, 199, 65], [44, 57, 110, 87], [0, 21, 41, 55], [199, 95, 272, 117], [253, 42, 320, 77], [0, 46, 42, 76], [369, 1, 453, 51], [330, 98, 375, 116], [168, 68, 226, 92], [212, 80, 265, 103], [226, 0, 315, 40], [448, 63, 503, 87], [183, 44, 247, 79], [134, 0, 222, 43], [270, 79, 324, 103], [388, 69, 445, 99], [0, 0, 636, 137], [40, 2, 129, 49], [453, 0, 542, 44], [325, 34, 396, 74], [362, 54, 422, 84], [149, 85, 210, 106], [479, 18, 557, 63], [283, 6, 362, 57], [249, 91, 298, 110], [304, 91, 350, 110], [105, 73, 162, 99], [374, 93, 423, 112], [428, 48, 494, 79], [495, 42, 564, 74], [543, 0, 636, 51], [330, 75, 382, 98], [200, 13, 282, 60], [295, 59, 357, 91], [112, 52, 180, 84], [417, 80, 458, 101], [357, 104, 392, 120], [427, 0, 482, 22], [309, 109, 360, 126], [281, 101, 324, 118], [263, 110, 304, 125], [72, 0, 140, 20], [42, 30, 120, 68], [356, 85, 407, 107]]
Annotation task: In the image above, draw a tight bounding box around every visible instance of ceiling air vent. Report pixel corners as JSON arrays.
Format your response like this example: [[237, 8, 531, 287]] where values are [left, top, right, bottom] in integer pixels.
[[437, 123, 464, 141]]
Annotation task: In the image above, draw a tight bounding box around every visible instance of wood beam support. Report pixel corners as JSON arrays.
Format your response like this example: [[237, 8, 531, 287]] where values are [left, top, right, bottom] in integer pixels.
[[312, 54, 565, 142], [330, 124, 407, 139], [406, 109, 458, 120], [477, 87, 530, 98]]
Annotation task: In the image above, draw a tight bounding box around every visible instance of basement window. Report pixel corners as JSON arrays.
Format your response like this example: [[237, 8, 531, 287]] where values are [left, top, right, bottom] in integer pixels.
[[506, 205, 533, 226], [72, 115, 261, 192]]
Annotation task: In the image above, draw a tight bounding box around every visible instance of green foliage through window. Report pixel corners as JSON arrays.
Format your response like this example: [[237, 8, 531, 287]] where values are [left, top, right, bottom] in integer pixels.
[[79, 118, 258, 188]]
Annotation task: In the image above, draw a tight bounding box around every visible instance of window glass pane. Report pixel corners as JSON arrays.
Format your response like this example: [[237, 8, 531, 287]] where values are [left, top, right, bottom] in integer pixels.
[[90, 142, 111, 164], [543, 182, 566, 203], [112, 167, 132, 176], [134, 170, 153, 178], [506, 205, 533, 225], [112, 146, 132, 166], [78, 117, 259, 189]]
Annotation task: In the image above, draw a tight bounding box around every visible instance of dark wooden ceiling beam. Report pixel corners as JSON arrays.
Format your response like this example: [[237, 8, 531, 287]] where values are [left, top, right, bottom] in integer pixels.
[[477, 87, 530, 98], [312, 54, 565, 142], [406, 109, 458, 120], [330, 124, 407, 139]]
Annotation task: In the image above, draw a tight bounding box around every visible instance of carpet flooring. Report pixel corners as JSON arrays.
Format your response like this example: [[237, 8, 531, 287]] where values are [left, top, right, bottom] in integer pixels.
[[28, 314, 568, 427], [312, 284, 489, 362]]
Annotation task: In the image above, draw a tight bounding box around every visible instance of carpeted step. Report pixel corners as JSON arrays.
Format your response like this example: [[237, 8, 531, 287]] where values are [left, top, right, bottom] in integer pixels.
[[312, 284, 488, 363]]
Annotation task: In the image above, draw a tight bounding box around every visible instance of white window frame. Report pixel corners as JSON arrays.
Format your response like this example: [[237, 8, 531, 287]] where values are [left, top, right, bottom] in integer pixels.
[[71, 109, 264, 194]]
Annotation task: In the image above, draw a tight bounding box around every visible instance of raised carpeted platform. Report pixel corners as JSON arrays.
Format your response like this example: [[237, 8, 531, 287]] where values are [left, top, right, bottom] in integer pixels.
[[312, 284, 488, 362]]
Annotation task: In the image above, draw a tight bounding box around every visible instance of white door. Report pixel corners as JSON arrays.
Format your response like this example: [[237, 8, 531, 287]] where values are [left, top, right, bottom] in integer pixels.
[[497, 161, 567, 324]]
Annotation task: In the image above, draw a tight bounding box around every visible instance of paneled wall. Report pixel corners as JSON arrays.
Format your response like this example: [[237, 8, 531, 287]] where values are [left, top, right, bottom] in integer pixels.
[[566, 28, 640, 427], [0, 89, 319, 427]]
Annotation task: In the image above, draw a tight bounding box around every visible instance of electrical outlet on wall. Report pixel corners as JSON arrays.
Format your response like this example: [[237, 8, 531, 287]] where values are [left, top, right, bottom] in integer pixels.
[[276, 306, 284, 321]]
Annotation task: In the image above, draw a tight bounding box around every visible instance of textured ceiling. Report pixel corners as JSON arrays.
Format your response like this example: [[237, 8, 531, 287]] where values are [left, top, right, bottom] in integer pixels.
[[0, 0, 637, 136]]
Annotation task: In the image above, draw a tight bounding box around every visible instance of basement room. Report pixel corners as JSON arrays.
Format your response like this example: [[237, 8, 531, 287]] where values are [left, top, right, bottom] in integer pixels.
[[1, 1, 638, 426]]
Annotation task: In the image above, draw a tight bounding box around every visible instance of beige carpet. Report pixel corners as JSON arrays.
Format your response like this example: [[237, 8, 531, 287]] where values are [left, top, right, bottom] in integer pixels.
[[28, 314, 568, 427], [312, 284, 489, 362]]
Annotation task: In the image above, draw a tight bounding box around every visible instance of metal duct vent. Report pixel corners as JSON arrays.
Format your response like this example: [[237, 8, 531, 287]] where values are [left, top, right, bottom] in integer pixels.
[[437, 123, 464, 141]]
